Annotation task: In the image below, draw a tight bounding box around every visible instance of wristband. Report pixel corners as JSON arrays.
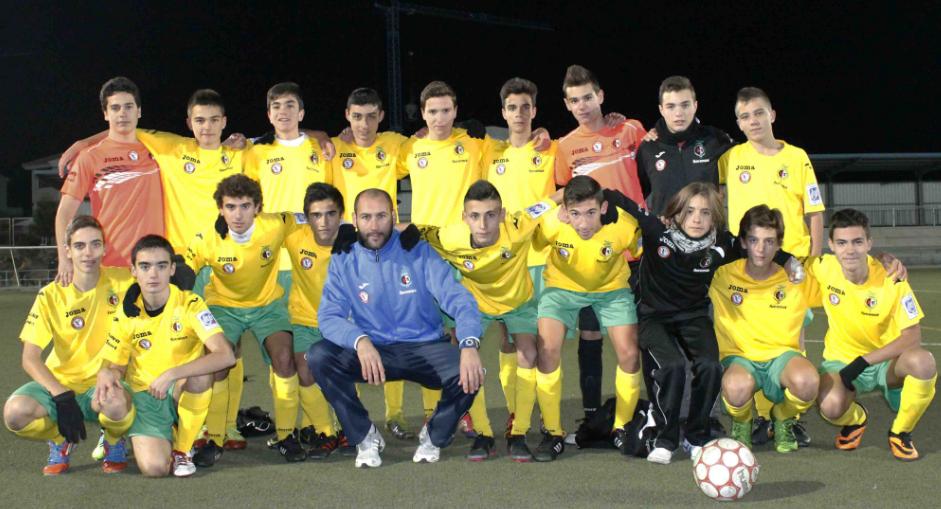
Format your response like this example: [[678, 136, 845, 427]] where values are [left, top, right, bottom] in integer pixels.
[[458, 337, 480, 350]]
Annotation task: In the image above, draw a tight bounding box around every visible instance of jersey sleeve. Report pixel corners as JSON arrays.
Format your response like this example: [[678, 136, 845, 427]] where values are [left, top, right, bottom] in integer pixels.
[[531, 209, 561, 250], [616, 212, 643, 259], [395, 138, 413, 179], [800, 276, 823, 308], [318, 257, 366, 349], [136, 129, 186, 156], [243, 147, 260, 181], [798, 150, 825, 214], [311, 138, 333, 185], [553, 149, 571, 187], [887, 282, 924, 337], [184, 233, 209, 272], [102, 315, 133, 366], [510, 200, 557, 238], [717, 150, 730, 185], [60, 151, 95, 200], [186, 296, 224, 342], [19, 291, 52, 349], [605, 190, 663, 236], [419, 242, 482, 340]]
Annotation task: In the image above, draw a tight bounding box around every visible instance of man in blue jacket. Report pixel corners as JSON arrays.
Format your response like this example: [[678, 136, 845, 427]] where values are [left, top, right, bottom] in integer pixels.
[[310, 188, 485, 468]]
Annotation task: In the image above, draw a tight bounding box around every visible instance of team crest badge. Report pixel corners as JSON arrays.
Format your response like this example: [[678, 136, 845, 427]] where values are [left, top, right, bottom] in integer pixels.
[[417, 157, 428, 169], [108, 294, 119, 306], [71, 316, 85, 329], [613, 139, 622, 149], [501, 247, 513, 260], [400, 270, 412, 287], [865, 295, 878, 309], [657, 246, 671, 258], [693, 142, 706, 158], [699, 253, 713, 268], [310, 152, 319, 165], [731, 292, 743, 305], [600, 242, 613, 258], [774, 286, 786, 303], [221, 153, 230, 165], [463, 260, 475, 270], [184, 162, 196, 174], [739, 171, 751, 184], [454, 142, 465, 155], [128, 151, 139, 161], [139, 339, 151, 350], [376, 147, 386, 161], [496, 163, 506, 175], [532, 155, 542, 166], [343, 158, 354, 169], [592, 141, 603, 153], [301, 257, 313, 270], [172, 321, 183, 333], [271, 162, 283, 174], [261, 246, 273, 260], [655, 159, 666, 171], [829, 293, 841, 305], [558, 248, 570, 258], [223, 263, 235, 274], [358, 291, 369, 304], [778, 166, 789, 179]]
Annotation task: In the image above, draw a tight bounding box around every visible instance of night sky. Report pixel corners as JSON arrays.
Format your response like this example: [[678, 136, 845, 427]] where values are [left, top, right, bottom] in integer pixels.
[[2, 1, 938, 210]]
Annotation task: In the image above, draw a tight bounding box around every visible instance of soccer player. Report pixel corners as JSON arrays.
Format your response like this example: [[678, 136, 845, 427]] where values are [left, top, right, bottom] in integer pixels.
[[636, 76, 734, 215], [3, 216, 134, 475], [530, 176, 642, 461], [312, 189, 484, 468], [719, 86, 825, 445], [55, 77, 164, 283], [710, 205, 820, 453], [97, 235, 235, 477], [185, 174, 306, 463], [554, 65, 647, 427], [283, 182, 350, 458], [482, 77, 557, 436], [812, 209, 935, 461]]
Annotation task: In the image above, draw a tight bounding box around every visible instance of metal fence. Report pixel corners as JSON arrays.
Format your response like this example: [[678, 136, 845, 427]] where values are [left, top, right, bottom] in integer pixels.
[[0, 246, 58, 288]]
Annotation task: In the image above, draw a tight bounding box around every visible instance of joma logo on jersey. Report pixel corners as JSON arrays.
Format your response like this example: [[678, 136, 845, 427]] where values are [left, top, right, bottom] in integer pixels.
[[266, 157, 285, 164], [182, 155, 199, 163], [826, 285, 845, 295], [299, 249, 317, 257], [735, 165, 755, 171], [727, 284, 748, 293], [217, 256, 237, 262], [65, 308, 87, 317], [104, 157, 123, 163], [133, 331, 153, 339]]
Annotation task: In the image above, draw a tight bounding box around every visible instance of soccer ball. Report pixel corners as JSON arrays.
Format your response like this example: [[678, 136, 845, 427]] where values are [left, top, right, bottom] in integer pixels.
[[692, 438, 759, 501]]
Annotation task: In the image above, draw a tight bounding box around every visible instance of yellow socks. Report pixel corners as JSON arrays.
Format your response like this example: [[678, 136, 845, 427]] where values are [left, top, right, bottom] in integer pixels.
[[100, 406, 135, 444], [891, 374, 937, 434], [511, 367, 537, 435], [723, 396, 752, 423], [753, 391, 774, 420], [225, 358, 244, 431], [467, 385, 494, 437], [383, 380, 405, 423], [498, 352, 518, 415], [299, 384, 336, 436], [205, 376, 229, 442], [771, 388, 813, 421], [271, 373, 300, 440], [174, 390, 211, 452], [825, 401, 867, 427], [10, 416, 62, 443], [613, 367, 641, 430], [535, 367, 563, 436], [422, 388, 442, 418]]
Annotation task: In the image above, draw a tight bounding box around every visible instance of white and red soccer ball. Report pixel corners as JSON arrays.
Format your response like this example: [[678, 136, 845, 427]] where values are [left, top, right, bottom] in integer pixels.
[[692, 438, 759, 501]]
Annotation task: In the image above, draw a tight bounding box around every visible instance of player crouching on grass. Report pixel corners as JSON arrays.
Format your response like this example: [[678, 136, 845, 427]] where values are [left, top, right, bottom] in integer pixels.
[[811, 209, 935, 461], [3, 216, 134, 475], [710, 206, 820, 453], [97, 235, 234, 477]]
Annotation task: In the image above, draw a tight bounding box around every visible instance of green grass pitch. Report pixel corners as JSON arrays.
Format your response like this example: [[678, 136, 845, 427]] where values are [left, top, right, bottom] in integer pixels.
[[1, 269, 940, 507]]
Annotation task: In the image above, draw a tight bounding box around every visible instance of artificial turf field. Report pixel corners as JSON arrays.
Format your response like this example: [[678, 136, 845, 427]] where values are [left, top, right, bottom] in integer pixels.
[[2, 270, 940, 508]]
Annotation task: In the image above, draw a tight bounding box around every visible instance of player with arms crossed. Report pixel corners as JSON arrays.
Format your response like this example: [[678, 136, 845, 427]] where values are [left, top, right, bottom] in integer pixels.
[[97, 235, 235, 477], [812, 209, 934, 461], [3, 216, 134, 475]]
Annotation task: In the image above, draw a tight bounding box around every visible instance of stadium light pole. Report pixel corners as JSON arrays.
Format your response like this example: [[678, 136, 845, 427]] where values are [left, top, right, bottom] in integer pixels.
[[375, 0, 553, 132]]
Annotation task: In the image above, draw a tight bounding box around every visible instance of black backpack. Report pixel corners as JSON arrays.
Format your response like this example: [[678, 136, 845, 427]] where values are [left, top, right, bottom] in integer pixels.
[[236, 406, 275, 437], [575, 397, 655, 457]]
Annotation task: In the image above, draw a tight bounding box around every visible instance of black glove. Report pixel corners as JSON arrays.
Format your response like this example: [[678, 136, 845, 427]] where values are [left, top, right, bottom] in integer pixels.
[[839, 356, 870, 392], [399, 224, 421, 251], [332, 224, 357, 254], [122, 283, 142, 317], [601, 189, 620, 225], [215, 215, 228, 239], [169, 254, 196, 291], [52, 390, 87, 443]]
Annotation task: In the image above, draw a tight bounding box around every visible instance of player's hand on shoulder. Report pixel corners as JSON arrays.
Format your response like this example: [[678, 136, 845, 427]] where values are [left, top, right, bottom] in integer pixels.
[[399, 224, 422, 251], [332, 224, 357, 254], [785, 257, 806, 284], [338, 127, 353, 144], [414, 126, 428, 139], [532, 127, 552, 152], [55, 258, 74, 287], [643, 127, 659, 142], [222, 133, 248, 150], [877, 252, 907, 281], [58, 140, 89, 178], [604, 112, 627, 128]]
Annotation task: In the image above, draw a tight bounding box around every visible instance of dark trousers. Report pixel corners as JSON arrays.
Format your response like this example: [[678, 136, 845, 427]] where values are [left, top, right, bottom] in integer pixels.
[[639, 315, 722, 451], [308, 338, 477, 448]]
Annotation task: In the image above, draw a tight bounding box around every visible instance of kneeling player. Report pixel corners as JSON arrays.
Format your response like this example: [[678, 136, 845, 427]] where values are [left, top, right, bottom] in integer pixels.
[[97, 235, 235, 476], [811, 209, 935, 461], [531, 176, 642, 461], [3, 216, 133, 475], [710, 206, 820, 453]]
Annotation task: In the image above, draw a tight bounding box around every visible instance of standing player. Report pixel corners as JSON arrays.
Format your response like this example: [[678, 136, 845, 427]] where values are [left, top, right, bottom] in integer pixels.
[[3, 216, 134, 475], [554, 65, 647, 428], [97, 235, 235, 477], [483, 78, 557, 435], [710, 206, 820, 453], [55, 77, 164, 283], [185, 175, 306, 464], [530, 176, 642, 462], [719, 86, 825, 445], [812, 209, 935, 461]]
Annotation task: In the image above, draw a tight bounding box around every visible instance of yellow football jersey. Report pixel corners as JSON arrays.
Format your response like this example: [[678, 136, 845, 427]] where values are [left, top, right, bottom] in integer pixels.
[[421, 200, 554, 315], [283, 214, 333, 327], [534, 208, 641, 293], [103, 285, 224, 392], [719, 141, 825, 257], [244, 135, 330, 270], [710, 259, 821, 362], [136, 129, 243, 253], [396, 128, 482, 226], [483, 137, 557, 267], [19, 267, 132, 392], [331, 132, 408, 222], [184, 212, 288, 308], [807, 255, 924, 363]]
